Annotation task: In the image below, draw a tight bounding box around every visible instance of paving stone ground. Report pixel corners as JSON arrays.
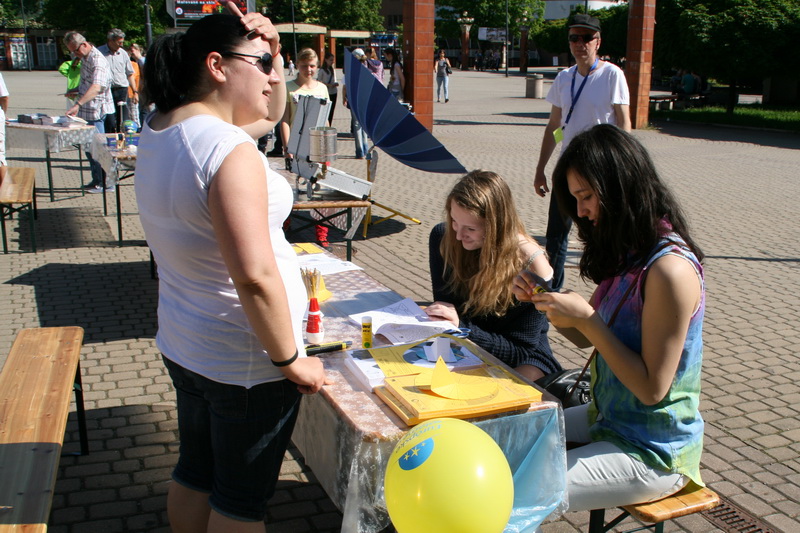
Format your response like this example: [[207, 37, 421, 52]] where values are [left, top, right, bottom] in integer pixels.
[[1, 68, 798, 533]]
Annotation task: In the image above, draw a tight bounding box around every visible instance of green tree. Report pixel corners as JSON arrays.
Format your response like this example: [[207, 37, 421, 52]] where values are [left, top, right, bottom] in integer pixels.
[[308, 0, 383, 32], [531, 3, 628, 64], [40, 0, 172, 46], [654, 0, 800, 112], [435, 0, 545, 42]]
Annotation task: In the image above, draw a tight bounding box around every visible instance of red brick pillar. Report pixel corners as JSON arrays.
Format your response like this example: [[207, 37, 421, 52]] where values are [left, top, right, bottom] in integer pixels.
[[625, 0, 656, 129], [403, 0, 435, 131], [328, 37, 337, 68], [314, 34, 325, 64]]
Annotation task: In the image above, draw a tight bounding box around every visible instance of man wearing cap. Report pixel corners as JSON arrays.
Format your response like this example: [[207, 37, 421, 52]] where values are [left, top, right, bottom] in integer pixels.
[[533, 13, 631, 290]]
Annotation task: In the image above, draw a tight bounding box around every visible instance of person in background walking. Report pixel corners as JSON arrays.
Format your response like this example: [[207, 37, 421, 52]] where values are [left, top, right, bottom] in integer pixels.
[[434, 49, 452, 103], [533, 14, 631, 291], [317, 51, 338, 125], [341, 48, 369, 160], [384, 48, 404, 101]]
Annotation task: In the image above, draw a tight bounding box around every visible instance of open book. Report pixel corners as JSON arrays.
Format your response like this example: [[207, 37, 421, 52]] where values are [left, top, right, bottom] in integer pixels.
[[348, 297, 453, 344]]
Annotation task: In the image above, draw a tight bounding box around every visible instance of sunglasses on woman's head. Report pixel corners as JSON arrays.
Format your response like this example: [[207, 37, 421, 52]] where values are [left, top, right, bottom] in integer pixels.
[[222, 51, 273, 75]]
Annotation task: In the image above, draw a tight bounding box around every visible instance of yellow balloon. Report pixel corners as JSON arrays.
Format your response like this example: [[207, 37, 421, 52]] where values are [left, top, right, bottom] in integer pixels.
[[384, 418, 514, 533]]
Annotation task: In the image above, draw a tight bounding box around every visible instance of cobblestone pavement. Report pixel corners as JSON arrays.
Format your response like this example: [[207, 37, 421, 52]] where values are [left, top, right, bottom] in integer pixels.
[[1, 69, 798, 533]]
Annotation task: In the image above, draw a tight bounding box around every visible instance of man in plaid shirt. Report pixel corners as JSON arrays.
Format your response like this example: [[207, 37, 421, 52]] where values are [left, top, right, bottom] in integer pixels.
[[65, 31, 114, 193]]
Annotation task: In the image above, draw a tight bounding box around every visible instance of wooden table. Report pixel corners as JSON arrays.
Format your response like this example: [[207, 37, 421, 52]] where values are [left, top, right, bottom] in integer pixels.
[[292, 260, 567, 533], [91, 133, 136, 244], [273, 161, 370, 261], [6, 121, 95, 201]]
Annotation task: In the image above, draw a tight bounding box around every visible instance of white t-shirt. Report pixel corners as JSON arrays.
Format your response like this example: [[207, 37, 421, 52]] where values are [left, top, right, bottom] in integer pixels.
[[546, 61, 629, 150], [135, 114, 307, 388]]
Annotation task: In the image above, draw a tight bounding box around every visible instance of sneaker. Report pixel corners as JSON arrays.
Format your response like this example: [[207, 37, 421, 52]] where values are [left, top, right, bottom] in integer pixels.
[[445, 98, 449, 103], [83, 183, 99, 190], [86, 185, 115, 194]]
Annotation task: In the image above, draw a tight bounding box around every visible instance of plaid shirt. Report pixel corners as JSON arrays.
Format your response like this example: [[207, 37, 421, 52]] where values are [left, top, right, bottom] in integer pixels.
[[77, 46, 113, 122]]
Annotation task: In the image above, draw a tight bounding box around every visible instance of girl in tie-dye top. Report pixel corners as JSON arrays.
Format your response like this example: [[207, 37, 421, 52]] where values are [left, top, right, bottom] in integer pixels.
[[513, 124, 705, 512]]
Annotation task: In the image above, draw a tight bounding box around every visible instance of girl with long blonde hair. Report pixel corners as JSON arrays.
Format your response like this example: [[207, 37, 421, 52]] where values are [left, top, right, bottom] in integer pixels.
[[426, 170, 561, 381]]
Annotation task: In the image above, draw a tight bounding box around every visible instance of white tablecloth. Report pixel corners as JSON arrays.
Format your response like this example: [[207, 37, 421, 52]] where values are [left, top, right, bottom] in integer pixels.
[[7, 122, 96, 153]]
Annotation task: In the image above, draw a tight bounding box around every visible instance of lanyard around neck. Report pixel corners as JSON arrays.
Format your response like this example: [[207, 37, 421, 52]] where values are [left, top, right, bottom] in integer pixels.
[[564, 57, 600, 128]]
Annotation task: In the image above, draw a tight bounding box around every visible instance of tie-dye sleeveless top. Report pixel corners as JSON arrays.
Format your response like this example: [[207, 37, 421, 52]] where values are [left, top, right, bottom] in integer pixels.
[[587, 233, 705, 485]]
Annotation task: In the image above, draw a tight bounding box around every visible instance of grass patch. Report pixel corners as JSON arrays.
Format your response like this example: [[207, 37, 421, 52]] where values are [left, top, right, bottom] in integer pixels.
[[651, 104, 800, 133]]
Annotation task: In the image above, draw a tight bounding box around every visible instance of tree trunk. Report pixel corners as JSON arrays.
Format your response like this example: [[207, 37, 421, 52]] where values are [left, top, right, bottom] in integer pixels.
[[726, 79, 737, 115]]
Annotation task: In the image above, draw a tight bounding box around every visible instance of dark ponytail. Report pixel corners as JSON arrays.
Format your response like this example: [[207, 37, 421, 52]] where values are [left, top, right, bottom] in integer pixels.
[[143, 14, 248, 113]]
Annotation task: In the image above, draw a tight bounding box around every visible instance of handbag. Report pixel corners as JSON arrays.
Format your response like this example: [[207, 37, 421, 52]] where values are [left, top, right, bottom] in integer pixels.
[[445, 65, 452, 75], [535, 241, 675, 407], [535, 367, 591, 408]]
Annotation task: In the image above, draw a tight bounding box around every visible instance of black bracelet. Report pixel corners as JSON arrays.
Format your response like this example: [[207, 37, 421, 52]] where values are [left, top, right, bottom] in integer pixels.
[[271, 349, 298, 367]]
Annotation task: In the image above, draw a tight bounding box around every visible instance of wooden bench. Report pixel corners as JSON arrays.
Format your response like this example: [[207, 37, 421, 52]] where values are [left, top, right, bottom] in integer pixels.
[[0, 327, 89, 532], [0, 166, 37, 253], [588, 481, 720, 533], [649, 95, 678, 111]]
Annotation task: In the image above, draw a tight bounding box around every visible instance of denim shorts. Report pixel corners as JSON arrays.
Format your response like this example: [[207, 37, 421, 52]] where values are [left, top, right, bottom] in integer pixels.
[[162, 355, 302, 522]]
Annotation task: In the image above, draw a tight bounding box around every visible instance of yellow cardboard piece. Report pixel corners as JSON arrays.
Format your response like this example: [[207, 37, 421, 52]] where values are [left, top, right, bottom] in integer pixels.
[[422, 357, 499, 400], [293, 242, 325, 254]]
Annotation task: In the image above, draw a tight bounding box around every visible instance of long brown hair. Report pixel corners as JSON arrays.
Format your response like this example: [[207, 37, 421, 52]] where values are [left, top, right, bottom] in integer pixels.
[[440, 170, 527, 316]]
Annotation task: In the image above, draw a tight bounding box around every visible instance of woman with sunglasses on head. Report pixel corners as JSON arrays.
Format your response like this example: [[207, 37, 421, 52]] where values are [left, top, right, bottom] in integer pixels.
[[136, 10, 325, 532], [514, 124, 706, 512], [426, 170, 562, 382]]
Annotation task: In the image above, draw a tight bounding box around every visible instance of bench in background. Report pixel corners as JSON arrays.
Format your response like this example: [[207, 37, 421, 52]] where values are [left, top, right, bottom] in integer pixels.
[[0, 327, 88, 532], [0, 166, 37, 253]]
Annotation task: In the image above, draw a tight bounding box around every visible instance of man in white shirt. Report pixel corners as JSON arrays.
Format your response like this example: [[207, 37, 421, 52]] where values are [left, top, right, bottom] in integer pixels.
[[98, 28, 136, 133], [533, 14, 631, 290]]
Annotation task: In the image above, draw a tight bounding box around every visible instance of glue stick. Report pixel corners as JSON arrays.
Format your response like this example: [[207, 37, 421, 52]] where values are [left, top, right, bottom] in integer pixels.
[[361, 316, 373, 349]]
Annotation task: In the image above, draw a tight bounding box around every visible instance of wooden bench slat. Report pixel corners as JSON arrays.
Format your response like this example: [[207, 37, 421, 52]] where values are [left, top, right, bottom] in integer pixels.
[[0, 327, 84, 532], [622, 481, 719, 523]]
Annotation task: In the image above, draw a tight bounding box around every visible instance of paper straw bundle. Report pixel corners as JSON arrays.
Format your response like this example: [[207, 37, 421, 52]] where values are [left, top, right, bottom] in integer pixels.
[[301, 268, 322, 300]]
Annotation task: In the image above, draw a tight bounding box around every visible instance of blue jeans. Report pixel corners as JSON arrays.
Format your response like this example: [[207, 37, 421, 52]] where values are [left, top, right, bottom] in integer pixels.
[[162, 355, 302, 522], [351, 115, 369, 158], [436, 75, 449, 101], [545, 189, 572, 291], [84, 117, 107, 188]]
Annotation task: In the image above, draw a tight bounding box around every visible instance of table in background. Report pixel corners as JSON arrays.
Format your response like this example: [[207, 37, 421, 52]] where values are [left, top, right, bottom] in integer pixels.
[[292, 263, 568, 533], [6, 121, 95, 201], [272, 160, 370, 261], [91, 133, 136, 245]]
